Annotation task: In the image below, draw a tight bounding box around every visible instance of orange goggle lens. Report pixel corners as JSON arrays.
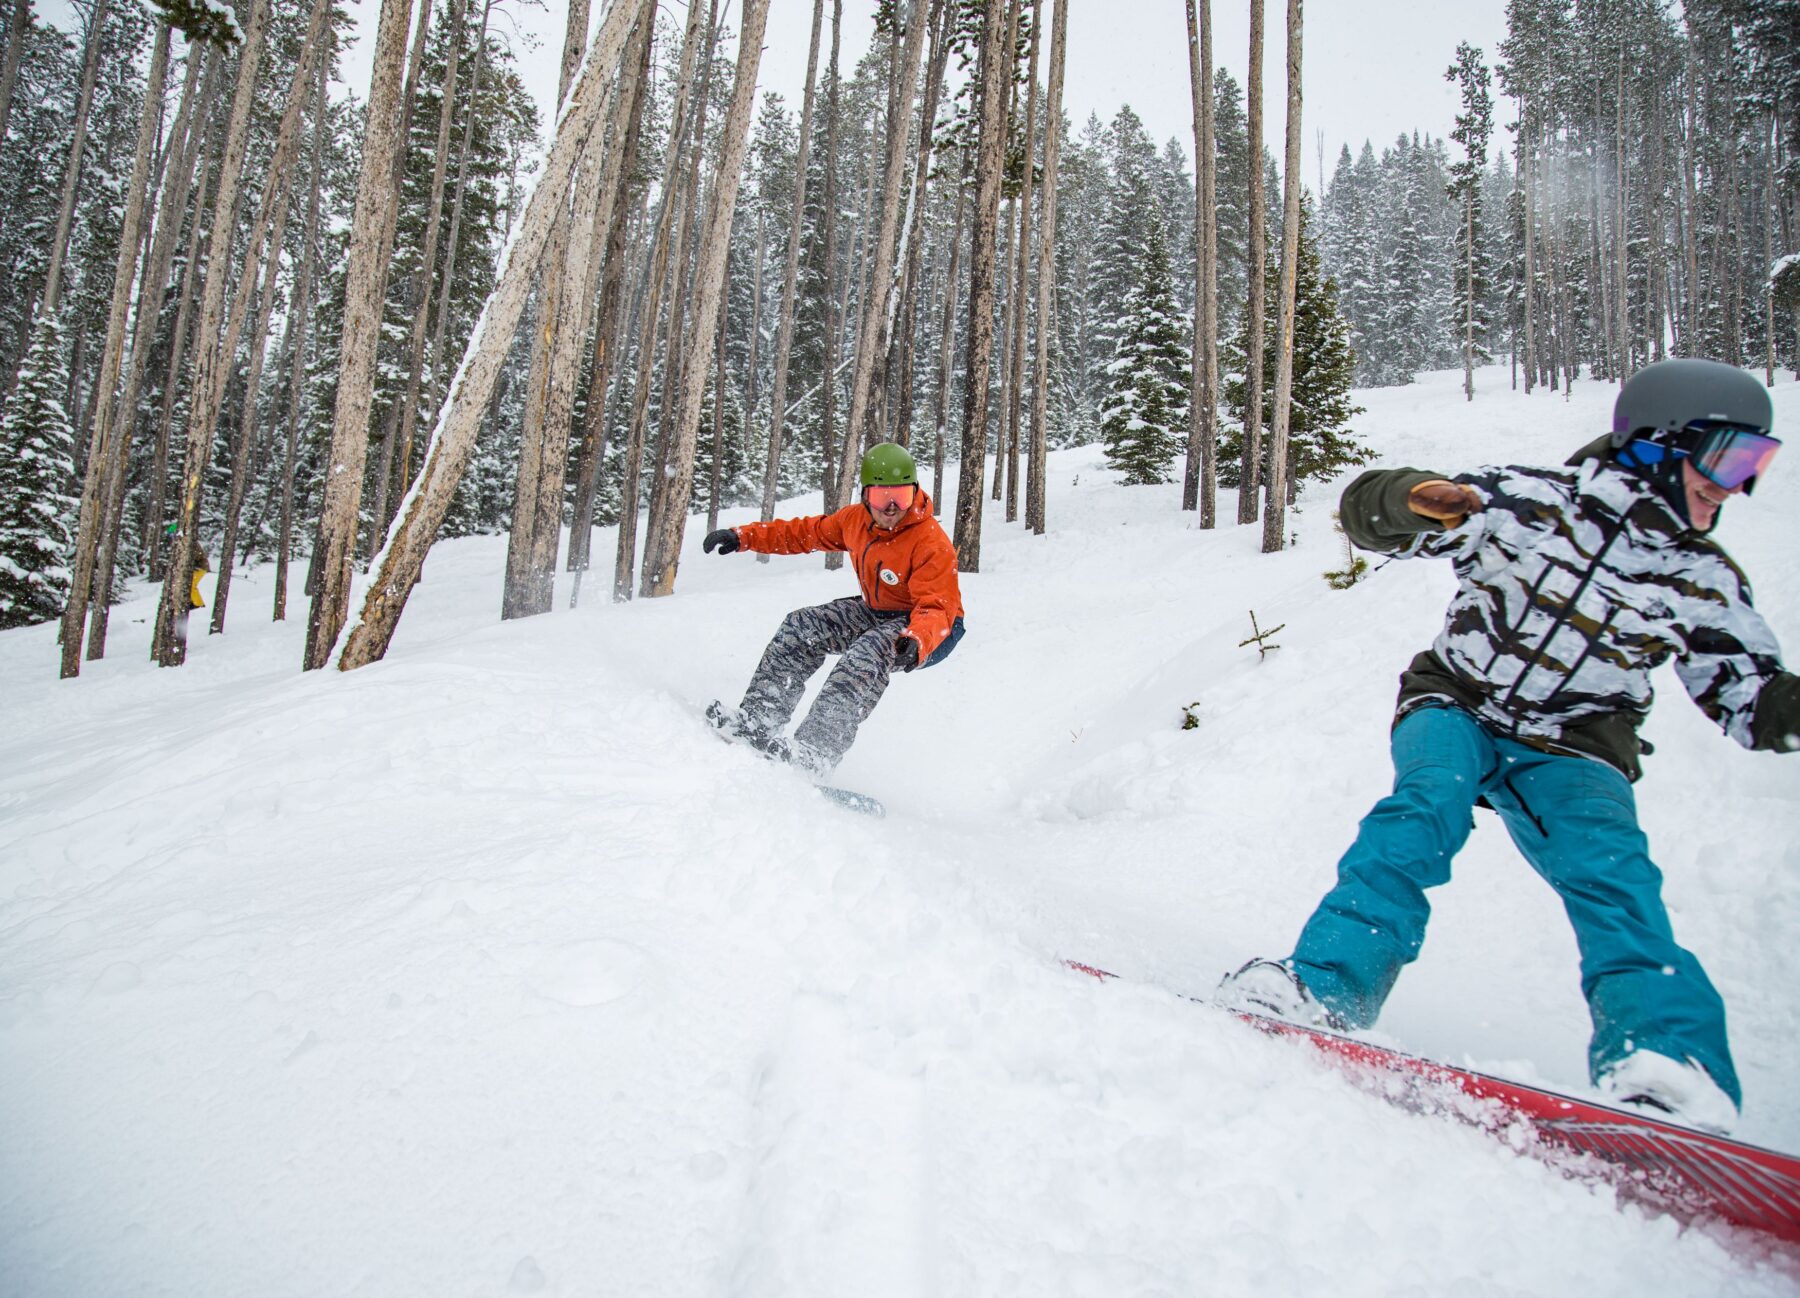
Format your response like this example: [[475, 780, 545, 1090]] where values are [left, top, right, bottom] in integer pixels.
[[865, 484, 916, 510]]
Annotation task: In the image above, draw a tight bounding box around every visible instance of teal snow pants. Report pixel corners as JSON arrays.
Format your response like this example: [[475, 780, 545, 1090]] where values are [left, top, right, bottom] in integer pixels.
[[1288, 704, 1739, 1105]]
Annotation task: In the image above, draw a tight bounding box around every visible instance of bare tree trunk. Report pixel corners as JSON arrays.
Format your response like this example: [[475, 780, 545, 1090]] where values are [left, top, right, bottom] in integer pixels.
[[831, 0, 931, 508], [1688, 100, 1714, 355], [641, 0, 724, 563], [57, 21, 170, 677], [753, 0, 825, 560], [1767, 113, 1778, 387], [0, 0, 31, 155], [613, 0, 709, 602], [154, 0, 277, 667], [426, 0, 494, 402], [1615, 47, 1629, 380], [276, 53, 330, 623], [502, 0, 617, 619], [568, 7, 654, 601], [303, 0, 420, 669], [1239, 0, 1266, 524], [1001, 0, 1041, 524], [210, 168, 297, 634], [1182, 0, 1218, 526], [638, 0, 773, 598], [145, 68, 227, 576], [1522, 101, 1537, 393], [891, 0, 952, 452], [1261, 0, 1302, 554], [337, 0, 649, 669], [388, 0, 472, 544], [89, 44, 212, 660], [877, 0, 948, 446], [705, 258, 727, 532], [952, 0, 1012, 572], [31, 0, 109, 332], [816, 0, 844, 519], [933, 172, 966, 511], [1027, 0, 1065, 535]]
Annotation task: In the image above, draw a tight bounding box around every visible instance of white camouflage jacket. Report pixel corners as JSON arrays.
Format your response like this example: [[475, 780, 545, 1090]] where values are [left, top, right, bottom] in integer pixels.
[[1340, 460, 1800, 779]]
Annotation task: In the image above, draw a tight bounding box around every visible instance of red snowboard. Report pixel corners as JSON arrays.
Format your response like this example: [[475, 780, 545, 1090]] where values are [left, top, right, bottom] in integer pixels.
[[1067, 960, 1800, 1247]]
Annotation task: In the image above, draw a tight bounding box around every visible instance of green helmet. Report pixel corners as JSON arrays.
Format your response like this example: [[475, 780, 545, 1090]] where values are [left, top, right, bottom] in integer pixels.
[[859, 442, 918, 489]]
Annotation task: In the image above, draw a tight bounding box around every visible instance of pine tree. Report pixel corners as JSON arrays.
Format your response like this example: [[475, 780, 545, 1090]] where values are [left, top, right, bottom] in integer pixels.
[[1446, 42, 1494, 399], [1101, 209, 1188, 484], [1221, 197, 1367, 491], [0, 316, 77, 627]]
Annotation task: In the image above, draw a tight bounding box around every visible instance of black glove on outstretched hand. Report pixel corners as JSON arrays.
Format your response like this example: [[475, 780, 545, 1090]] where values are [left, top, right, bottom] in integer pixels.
[[894, 632, 922, 673], [703, 528, 740, 555]]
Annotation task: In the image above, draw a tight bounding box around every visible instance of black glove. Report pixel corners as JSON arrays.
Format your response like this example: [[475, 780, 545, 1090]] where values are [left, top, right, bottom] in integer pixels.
[[894, 631, 922, 673], [703, 528, 740, 555]]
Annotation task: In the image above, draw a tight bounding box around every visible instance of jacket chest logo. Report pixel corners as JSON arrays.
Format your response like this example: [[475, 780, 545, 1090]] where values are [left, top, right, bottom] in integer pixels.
[[878, 567, 900, 586]]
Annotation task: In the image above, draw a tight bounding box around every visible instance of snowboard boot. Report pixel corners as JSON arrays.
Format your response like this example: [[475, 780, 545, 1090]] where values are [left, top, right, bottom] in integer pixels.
[[1598, 1049, 1739, 1136], [705, 700, 779, 751], [760, 732, 833, 778], [1217, 958, 1345, 1031]]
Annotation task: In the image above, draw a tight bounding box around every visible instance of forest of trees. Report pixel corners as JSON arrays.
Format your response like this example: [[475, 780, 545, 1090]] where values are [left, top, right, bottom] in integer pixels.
[[0, 0, 1794, 672]]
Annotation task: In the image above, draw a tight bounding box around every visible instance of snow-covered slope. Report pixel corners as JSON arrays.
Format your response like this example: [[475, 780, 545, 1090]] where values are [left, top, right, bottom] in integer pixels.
[[4, 367, 1798, 1296]]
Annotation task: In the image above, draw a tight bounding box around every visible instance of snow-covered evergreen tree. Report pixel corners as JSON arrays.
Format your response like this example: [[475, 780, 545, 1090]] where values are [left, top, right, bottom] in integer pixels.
[[1101, 209, 1188, 484], [0, 316, 78, 627], [1222, 197, 1368, 491]]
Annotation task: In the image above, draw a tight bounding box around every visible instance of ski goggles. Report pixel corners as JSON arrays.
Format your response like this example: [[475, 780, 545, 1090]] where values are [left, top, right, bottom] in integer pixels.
[[1620, 423, 1781, 493], [864, 484, 917, 511], [1685, 422, 1780, 493]]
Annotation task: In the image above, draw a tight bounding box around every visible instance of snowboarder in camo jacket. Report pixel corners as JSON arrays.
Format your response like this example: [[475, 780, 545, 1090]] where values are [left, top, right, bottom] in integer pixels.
[[702, 442, 965, 775], [1219, 358, 1797, 1134]]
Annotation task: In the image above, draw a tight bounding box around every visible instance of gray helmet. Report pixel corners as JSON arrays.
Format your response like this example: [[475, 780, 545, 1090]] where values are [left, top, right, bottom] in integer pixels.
[[1610, 358, 1773, 448]]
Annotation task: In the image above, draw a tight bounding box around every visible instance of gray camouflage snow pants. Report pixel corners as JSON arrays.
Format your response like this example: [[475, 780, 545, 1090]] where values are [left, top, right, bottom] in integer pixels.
[[739, 596, 910, 769]]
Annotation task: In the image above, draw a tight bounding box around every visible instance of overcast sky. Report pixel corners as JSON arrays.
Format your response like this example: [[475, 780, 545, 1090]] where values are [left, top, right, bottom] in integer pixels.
[[46, 0, 1515, 186]]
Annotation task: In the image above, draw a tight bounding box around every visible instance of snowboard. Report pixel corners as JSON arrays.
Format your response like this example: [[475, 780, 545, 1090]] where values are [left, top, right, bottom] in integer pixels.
[[1066, 960, 1800, 1247], [702, 702, 886, 818]]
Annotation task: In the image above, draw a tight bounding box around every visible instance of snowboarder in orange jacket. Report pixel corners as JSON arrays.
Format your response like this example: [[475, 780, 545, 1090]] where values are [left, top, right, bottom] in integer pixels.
[[703, 442, 965, 774]]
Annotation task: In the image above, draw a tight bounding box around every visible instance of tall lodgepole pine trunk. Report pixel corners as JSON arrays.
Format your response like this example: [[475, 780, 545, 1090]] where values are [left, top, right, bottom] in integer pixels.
[[211, 169, 296, 635], [932, 171, 966, 511], [145, 63, 226, 576], [502, 0, 610, 619], [638, 0, 773, 599], [304, 0, 420, 669], [1181, 0, 1218, 526], [831, 0, 931, 511], [0, 0, 29, 149], [1238, 0, 1266, 524], [755, 0, 827, 560], [57, 21, 170, 678], [337, 0, 649, 670], [951, 0, 1012, 572], [389, 0, 472, 544], [276, 52, 331, 623], [1001, 0, 1041, 525], [705, 256, 727, 533], [612, 0, 709, 602], [1260, 0, 1302, 555], [31, 0, 108, 334], [817, 0, 844, 520], [891, 0, 952, 451], [426, 0, 494, 405], [90, 44, 213, 660], [640, 0, 723, 567], [567, 7, 654, 600], [1027, 0, 1065, 535], [154, 0, 275, 667], [364, 0, 445, 560]]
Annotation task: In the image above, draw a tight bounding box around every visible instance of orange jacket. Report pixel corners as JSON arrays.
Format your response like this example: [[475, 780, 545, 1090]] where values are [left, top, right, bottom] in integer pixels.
[[735, 490, 964, 659]]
